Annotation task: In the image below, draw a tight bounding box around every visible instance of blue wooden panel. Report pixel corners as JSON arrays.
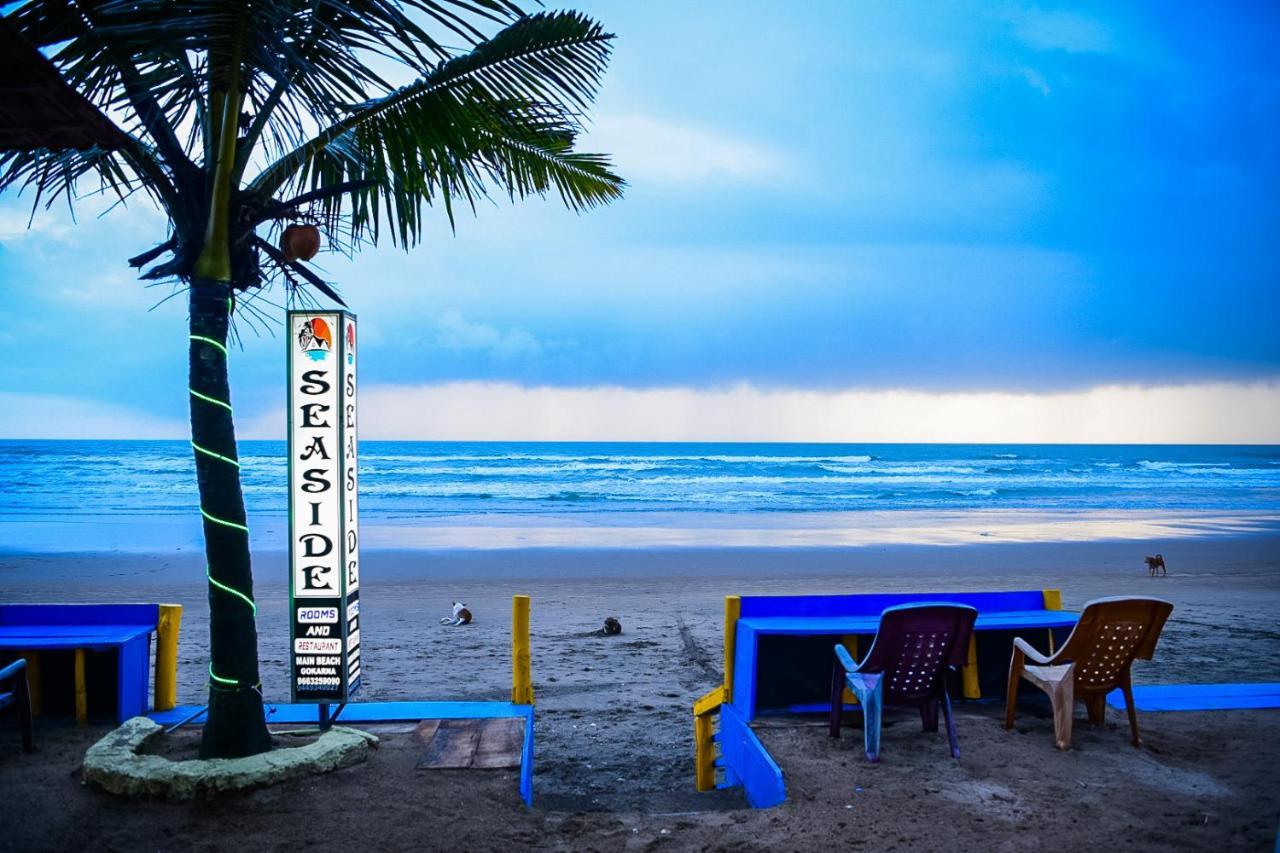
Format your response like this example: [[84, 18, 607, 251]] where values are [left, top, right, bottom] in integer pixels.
[[733, 623, 760, 718], [150, 700, 536, 725], [738, 591, 1044, 619], [738, 610, 1077, 636], [117, 634, 151, 721], [0, 624, 156, 648], [972, 611, 1080, 630], [1107, 683, 1280, 711], [519, 709, 535, 806], [0, 604, 159, 627], [719, 703, 785, 808]]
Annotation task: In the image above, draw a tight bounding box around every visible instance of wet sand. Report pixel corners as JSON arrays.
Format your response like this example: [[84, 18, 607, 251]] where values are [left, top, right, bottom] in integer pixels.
[[1, 534, 1279, 848]]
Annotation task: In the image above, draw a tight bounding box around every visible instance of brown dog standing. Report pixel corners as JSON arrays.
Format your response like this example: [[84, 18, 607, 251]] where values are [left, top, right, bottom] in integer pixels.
[[1144, 554, 1166, 576]]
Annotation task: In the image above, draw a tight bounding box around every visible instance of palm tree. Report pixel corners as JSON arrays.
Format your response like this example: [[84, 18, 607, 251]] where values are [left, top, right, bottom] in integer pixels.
[[0, 0, 623, 758]]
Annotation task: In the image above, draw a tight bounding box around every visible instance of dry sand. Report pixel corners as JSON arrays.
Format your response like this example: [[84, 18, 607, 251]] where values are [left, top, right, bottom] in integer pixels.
[[1, 534, 1278, 850]]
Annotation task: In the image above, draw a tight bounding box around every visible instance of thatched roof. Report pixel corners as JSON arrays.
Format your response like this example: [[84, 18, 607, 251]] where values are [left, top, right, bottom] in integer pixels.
[[0, 17, 126, 151]]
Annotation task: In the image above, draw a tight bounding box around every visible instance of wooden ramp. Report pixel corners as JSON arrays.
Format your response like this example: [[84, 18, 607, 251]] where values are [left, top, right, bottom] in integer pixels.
[[149, 701, 537, 805], [414, 717, 525, 769], [1107, 683, 1280, 711]]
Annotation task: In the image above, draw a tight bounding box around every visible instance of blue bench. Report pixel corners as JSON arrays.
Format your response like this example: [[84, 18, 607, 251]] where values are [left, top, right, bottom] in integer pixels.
[[1107, 683, 1280, 712], [0, 604, 180, 724]]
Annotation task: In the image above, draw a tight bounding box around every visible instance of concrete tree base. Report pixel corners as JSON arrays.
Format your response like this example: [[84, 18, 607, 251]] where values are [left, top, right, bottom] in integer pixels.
[[83, 716, 378, 800]]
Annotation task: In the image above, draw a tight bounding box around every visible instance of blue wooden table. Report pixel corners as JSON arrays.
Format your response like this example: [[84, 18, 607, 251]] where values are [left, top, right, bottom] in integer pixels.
[[695, 589, 1079, 809], [0, 604, 162, 723], [730, 590, 1077, 718]]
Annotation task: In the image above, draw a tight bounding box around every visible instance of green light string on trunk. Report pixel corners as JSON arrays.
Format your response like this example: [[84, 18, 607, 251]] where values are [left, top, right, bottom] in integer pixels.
[[190, 331, 258, 692], [191, 441, 240, 468], [206, 567, 258, 614]]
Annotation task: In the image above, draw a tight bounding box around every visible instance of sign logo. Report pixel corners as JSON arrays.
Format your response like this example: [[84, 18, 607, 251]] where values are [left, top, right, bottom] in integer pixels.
[[297, 316, 333, 361]]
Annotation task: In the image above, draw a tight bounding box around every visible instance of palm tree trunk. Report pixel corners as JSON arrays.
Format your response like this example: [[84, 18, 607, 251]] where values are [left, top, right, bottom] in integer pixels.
[[189, 279, 271, 758]]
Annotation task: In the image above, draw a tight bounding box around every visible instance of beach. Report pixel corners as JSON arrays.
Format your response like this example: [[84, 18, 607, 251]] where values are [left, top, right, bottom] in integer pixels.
[[2, 528, 1279, 849], [2, 0, 1277, 847]]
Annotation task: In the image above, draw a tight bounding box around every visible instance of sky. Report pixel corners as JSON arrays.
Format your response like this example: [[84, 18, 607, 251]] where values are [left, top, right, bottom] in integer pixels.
[[1, 1, 1278, 442]]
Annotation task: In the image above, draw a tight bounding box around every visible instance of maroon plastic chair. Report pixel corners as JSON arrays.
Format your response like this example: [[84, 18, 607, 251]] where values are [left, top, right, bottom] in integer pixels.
[[829, 603, 977, 762]]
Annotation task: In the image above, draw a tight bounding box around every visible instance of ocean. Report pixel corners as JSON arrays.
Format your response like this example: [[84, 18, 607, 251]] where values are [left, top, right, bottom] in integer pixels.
[[2, 440, 1279, 521]]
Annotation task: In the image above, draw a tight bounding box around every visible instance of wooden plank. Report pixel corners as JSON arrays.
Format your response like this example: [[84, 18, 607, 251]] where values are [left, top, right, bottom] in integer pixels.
[[416, 718, 481, 769], [74, 648, 87, 725], [1107, 682, 1280, 712], [719, 703, 785, 808], [150, 700, 533, 725], [723, 595, 741, 697], [961, 633, 980, 699], [0, 603, 159, 626], [21, 650, 40, 716], [693, 684, 725, 716], [411, 719, 441, 743], [737, 611, 1078, 634], [519, 713, 534, 805], [739, 591, 1046, 619], [472, 717, 524, 769]]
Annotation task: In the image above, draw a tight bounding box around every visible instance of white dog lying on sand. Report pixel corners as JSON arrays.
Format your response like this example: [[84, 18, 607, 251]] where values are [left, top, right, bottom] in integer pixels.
[[440, 602, 473, 626]]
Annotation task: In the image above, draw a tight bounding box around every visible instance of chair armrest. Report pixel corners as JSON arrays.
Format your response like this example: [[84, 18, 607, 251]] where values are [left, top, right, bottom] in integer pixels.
[[1012, 636, 1053, 665], [0, 658, 27, 683], [833, 643, 858, 674]]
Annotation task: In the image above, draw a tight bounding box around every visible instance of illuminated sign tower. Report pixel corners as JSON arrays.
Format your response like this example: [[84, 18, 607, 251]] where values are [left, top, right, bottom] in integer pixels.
[[287, 310, 361, 703]]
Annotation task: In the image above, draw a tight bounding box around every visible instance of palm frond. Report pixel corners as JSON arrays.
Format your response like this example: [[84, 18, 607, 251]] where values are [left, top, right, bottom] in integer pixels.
[[246, 11, 622, 248], [1, 1, 624, 308], [0, 142, 173, 213]]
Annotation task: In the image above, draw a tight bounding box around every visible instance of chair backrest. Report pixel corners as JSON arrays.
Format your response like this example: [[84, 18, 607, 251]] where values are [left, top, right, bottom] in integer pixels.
[[1056, 596, 1174, 694], [859, 603, 978, 702]]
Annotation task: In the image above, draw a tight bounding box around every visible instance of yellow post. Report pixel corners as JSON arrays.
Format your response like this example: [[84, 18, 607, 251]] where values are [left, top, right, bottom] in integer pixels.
[[693, 685, 725, 792], [511, 595, 533, 705], [154, 604, 183, 711], [694, 712, 715, 791], [74, 648, 88, 725], [723, 595, 741, 699], [20, 651, 41, 716], [839, 635, 860, 705], [1043, 589, 1063, 654], [961, 634, 980, 699]]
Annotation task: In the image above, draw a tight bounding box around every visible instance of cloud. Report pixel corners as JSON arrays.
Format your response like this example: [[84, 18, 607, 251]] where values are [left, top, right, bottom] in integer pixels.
[[0, 392, 187, 439], [584, 114, 787, 185], [1016, 67, 1052, 96], [1003, 8, 1113, 54], [0, 195, 166, 245], [0, 207, 73, 242], [430, 310, 543, 360], [239, 380, 1280, 443]]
